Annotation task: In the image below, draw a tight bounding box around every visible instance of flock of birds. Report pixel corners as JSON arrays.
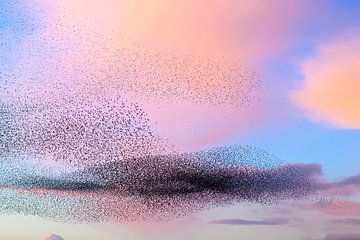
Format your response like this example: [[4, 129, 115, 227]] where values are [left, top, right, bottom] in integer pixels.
[[0, 85, 324, 223], [0, 1, 320, 223], [0, 145, 322, 223], [0, 95, 170, 166]]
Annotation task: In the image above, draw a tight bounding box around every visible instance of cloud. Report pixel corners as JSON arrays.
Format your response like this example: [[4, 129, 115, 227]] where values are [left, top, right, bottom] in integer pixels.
[[292, 36, 360, 128], [208, 217, 289, 226], [331, 174, 360, 188], [305, 200, 360, 217], [44, 234, 64, 240], [331, 218, 360, 225], [323, 233, 360, 240], [289, 172, 360, 217], [318, 173, 360, 196]]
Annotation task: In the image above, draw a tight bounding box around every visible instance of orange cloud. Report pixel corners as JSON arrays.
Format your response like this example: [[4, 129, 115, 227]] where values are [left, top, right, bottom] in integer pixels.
[[292, 37, 360, 128]]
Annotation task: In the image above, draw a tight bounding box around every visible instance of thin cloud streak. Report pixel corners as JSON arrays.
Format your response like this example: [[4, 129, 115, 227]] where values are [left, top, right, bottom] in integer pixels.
[[208, 217, 289, 226]]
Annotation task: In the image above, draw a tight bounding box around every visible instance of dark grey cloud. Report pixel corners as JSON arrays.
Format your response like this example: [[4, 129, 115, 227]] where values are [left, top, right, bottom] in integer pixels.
[[208, 217, 289, 226], [324, 233, 360, 240]]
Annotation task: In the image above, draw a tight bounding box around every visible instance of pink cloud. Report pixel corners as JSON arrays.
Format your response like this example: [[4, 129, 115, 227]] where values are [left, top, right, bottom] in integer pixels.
[[305, 200, 360, 216], [317, 173, 360, 197]]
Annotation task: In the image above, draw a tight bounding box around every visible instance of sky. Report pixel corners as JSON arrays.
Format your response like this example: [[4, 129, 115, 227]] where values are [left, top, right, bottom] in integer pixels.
[[1, 0, 360, 239]]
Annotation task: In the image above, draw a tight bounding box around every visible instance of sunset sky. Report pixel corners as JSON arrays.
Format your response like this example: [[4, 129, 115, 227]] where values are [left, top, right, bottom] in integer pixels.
[[1, 1, 360, 239]]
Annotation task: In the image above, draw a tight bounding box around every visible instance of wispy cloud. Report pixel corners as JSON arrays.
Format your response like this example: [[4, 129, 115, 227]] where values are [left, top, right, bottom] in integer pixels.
[[314, 173, 360, 197], [208, 217, 289, 226], [331, 218, 360, 225], [326, 174, 360, 193], [304, 200, 360, 217], [323, 233, 360, 240]]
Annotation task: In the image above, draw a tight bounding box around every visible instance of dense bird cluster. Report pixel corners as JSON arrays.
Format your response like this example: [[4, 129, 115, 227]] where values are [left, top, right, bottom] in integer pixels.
[[0, 96, 170, 166], [0, 146, 321, 223]]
